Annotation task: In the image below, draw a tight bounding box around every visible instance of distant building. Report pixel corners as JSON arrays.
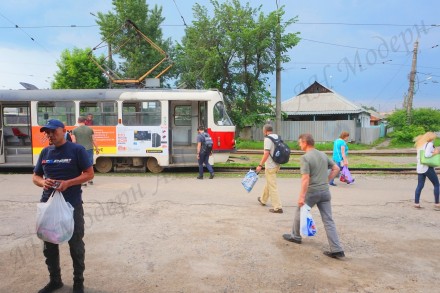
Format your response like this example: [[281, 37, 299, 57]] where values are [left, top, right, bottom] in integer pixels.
[[282, 81, 370, 127], [365, 109, 384, 126]]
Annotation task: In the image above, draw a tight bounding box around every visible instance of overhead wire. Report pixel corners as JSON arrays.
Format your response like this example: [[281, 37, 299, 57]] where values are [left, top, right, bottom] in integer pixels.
[[172, 0, 187, 27], [0, 11, 53, 54]]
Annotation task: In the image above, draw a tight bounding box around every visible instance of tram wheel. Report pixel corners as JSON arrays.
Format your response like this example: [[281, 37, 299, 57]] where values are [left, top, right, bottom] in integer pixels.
[[95, 157, 113, 173], [146, 157, 164, 173]]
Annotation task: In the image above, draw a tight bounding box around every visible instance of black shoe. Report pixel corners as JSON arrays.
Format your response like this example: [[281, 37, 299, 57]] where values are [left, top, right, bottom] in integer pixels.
[[329, 182, 337, 186], [269, 208, 283, 214], [197, 176, 203, 180], [257, 197, 266, 206], [209, 173, 214, 179], [88, 180, 94, 185], [323, 251, 345, 259], [38, 280, 63, 293], [282, 234, 302, 244], [73, 282, 84, 293]]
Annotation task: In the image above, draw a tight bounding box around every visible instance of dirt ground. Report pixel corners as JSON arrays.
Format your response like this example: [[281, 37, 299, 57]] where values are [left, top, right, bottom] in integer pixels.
[[1, 172, 439, 293]]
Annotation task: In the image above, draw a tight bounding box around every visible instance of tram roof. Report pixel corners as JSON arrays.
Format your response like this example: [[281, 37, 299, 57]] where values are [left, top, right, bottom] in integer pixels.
[[0, 88, 222, 102]]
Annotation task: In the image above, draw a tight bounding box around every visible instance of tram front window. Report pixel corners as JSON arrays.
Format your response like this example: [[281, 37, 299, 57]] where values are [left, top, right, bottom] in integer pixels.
[[214, 101, 233, 126]]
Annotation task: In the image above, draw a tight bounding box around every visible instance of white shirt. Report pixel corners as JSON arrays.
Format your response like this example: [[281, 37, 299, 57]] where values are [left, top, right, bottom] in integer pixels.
[[264, 133, 279, 169]]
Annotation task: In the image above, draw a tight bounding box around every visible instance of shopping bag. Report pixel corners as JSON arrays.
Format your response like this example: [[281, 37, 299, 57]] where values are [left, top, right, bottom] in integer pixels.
[[300, 204, 317, 237], [340, 166, 354, 184], [241, 169, 259, 192], [420, 150, 440, 167], [36, 190, 74, 244]]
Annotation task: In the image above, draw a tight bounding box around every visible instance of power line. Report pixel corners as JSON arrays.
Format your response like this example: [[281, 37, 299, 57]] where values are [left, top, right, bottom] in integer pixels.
[[0, 11, 53, 54], [172, 0, 187, 27], [2, 21, 439, 30], [0, 24, 97, 29], [301, 38, 410, 53], [295, 22, 440, 27]]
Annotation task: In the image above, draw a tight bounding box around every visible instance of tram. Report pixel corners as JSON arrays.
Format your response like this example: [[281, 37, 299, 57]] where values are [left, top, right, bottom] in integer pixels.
[[0, 88, 235, 173]]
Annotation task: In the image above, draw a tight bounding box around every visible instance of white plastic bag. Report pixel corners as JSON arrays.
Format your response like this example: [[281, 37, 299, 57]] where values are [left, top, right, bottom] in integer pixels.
[[241, 169, 259, 192], [300, 204, 317, 237], [36, 190, 74, 244]]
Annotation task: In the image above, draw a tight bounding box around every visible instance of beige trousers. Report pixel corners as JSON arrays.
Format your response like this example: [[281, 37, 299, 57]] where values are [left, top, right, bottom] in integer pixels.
[[260, 166, 282, 210]]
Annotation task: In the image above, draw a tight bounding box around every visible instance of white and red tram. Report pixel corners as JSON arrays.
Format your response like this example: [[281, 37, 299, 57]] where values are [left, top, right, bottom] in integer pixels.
[[0, 88, 235, 173]]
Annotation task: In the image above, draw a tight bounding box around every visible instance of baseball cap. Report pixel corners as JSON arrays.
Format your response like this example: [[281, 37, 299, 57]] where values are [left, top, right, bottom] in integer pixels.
[[40, 119, 65, 132]]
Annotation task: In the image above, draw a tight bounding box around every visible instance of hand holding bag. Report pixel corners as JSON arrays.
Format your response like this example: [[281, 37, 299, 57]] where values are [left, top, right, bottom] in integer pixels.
[[36, 190, 74, 244], [340, 166, 354, 184], [241, 169, 259, 192], [300, 204, 317, 237]]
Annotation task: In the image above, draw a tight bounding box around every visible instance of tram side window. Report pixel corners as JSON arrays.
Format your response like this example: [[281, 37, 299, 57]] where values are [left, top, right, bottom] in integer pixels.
[[37, 101, 75, 126], [79, 101, 118, 126], [122, 101, 161, 126], [214, 101, 233, 126]]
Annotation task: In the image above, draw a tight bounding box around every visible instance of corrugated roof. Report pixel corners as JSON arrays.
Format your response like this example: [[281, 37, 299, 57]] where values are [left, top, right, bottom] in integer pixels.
[[282, 82, 364, 115]]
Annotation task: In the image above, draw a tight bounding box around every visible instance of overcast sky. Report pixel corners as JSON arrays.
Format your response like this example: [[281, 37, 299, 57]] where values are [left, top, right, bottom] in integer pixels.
[[0, 0, 439, 112]]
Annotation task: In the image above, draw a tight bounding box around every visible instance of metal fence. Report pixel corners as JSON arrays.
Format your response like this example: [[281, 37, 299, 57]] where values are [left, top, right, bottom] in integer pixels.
[[250, 120, 383, 144]]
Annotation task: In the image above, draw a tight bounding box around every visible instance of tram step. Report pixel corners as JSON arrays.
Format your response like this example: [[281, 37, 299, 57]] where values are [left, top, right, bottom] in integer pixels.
[[5, 154, 32, 163], [172, 154, 198, 164], [5, 146, 32, 156], [172, 148, 197, 155]]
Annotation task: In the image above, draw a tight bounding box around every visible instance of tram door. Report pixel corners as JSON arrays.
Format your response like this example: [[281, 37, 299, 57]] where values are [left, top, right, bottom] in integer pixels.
[[0, 103, 4, 164], [1, 103, 32, 166], [169, 101, 203, 165]]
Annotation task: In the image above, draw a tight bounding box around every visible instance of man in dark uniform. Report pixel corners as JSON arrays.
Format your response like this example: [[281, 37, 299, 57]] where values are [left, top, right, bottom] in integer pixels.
[[196, 126, 214, 179], [33, 119, 94, 293]]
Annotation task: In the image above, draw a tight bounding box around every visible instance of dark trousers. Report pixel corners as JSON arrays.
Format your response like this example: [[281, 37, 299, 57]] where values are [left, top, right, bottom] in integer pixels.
[[43, 204, 85, 283], [415, 167, 440, 204], [198, 152, 214, 177]]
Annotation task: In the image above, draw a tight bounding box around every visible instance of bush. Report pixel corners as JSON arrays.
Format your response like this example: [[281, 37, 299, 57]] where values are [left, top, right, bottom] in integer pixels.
[[389, 125, 425, 144]]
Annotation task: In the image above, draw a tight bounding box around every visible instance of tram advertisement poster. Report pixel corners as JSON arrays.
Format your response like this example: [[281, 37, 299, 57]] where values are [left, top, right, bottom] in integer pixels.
[[116, 126, 167, 154]]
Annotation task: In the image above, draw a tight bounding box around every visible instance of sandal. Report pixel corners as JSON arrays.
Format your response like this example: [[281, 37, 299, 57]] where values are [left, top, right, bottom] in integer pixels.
[[434, 205, 440, 211], [413, 204, 422, 209]]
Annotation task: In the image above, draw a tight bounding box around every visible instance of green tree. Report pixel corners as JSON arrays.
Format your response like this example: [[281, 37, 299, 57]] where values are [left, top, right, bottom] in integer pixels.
[[95, 0, 173, 84], [387, 108, 440, 143], [52, 48, 108, 89], [174, 0, 300, 129]]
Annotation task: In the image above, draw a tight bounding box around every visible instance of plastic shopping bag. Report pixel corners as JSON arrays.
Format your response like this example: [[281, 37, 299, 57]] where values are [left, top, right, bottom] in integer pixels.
[[241, 169, 259, 192], [36, 190, 74, 244], [300, 204, 317, 237], [340, 166, 354, 184]]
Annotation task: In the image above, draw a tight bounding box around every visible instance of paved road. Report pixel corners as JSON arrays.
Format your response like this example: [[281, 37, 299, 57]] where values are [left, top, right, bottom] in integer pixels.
[[1, 173, 439, 292]]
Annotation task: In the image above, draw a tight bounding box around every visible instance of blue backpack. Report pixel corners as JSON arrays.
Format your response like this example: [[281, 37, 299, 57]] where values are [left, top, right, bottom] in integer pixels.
[[202, 133, 213, 153]]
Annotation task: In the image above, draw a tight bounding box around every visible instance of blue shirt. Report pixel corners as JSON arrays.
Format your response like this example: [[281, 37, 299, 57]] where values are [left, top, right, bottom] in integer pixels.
[[332, 138, 348, 164], [34, 141, 92, 206]]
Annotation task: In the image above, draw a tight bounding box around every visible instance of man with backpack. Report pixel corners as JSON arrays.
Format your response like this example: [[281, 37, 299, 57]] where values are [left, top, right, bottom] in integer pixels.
[[196, 126, 214, 179], [255, 124, 284, 213]]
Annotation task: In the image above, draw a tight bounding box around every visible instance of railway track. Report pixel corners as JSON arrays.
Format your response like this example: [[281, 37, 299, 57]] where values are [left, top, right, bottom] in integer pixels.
[[214, 166, 417, 175], [234, 149, 416, 156]]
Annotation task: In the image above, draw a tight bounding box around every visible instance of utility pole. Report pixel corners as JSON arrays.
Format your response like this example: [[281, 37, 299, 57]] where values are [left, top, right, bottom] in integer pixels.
[[406, 40, 418, 124], [275, 0, 282, 135], [108, 44, 113, 89]]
